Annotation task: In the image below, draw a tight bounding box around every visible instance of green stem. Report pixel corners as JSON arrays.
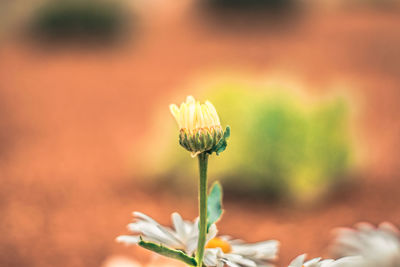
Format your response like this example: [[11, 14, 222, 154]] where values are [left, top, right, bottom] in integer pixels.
[[196, 152, 209, 267]]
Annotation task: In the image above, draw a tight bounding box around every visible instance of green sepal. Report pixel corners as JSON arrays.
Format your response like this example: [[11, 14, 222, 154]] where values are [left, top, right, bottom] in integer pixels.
[[206, 131, 213, 149], [210, 126, 230, 155], [188, 131, 197, 151], [138, 238, 197, 266], [207, 181, 223, 232]]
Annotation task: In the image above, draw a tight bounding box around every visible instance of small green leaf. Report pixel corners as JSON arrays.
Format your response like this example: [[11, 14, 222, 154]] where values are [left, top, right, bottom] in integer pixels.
[[223, 125, 231, 139], [207, 181, 223, 232], [138, 238, 197, 266]]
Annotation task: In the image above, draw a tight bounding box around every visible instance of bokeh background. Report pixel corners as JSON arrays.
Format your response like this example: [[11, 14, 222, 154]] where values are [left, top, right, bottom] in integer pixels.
[[1, 0, 400, 266]]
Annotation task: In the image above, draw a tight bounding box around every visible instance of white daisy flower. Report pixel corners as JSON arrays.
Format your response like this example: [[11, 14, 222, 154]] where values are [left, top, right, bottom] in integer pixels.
[[117, 211, 217, 255], [288, 254, 363, 267], [117, 212, 279, 267], [331, 222, 400, 267]]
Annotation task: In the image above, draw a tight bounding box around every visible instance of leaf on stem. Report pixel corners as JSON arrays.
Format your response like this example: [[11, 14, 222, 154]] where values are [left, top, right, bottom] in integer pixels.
[[138, 238, 197, 266], [207, 181, 223, 232]]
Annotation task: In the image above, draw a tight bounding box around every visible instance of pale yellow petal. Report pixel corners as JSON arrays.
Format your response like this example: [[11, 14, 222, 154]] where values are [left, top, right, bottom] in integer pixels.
[[171, 97, 221, 131], [184, 100, 193, 129], [202, 104, 214, 127], [169, 104, 180, 122], [186, 95, 195, 105], [180, 103, 187, 129], [205, 101, 220, 125], [195, 102, 204, 128], [185, 101, 193, 130]]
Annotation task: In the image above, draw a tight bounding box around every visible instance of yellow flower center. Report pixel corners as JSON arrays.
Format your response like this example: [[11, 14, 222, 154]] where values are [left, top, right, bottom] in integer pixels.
[[205, 237, 232, 253]]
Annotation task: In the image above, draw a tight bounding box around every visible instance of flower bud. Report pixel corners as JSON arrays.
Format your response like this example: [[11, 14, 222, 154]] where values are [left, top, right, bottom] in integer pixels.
[[170, 96, 229, 157]]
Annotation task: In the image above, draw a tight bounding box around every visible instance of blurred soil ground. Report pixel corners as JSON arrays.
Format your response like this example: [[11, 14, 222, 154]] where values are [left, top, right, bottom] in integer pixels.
[[0, 2, 400, 266]]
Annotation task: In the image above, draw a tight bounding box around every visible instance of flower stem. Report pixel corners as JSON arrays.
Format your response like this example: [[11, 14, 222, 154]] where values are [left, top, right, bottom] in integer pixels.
[[196, 152, 209, 267]]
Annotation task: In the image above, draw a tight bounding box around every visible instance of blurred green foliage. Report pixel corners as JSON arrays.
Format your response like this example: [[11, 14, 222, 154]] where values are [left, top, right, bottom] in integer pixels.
[[31, 0, 128, 41], [156, 82, 354, 203]]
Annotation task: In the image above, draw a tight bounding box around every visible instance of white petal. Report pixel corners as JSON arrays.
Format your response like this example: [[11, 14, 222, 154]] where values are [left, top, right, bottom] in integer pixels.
[[156, 224, 185, 247], [204, 248, 219, 266], [379, 222, 400, 235], [354, 222, 374, 232], [288, 254, 306, 267], [304, 257, 322, 267], [225, 260, 241, 267], [206, 224, 219, 243], [128, 221, 177, 246], [172, 212, 188, 240], [133, 212, 159, 224], [225, 254, 256, 267], [232, 240, 279, 260], [116, 235, 140, 245]]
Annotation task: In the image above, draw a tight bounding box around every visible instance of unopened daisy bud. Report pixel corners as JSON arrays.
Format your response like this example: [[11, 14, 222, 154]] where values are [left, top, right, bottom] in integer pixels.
[[170, 96, 230, 157]]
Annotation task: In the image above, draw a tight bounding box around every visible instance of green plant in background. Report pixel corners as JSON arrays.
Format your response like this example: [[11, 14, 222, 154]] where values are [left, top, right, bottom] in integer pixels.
[[157, 82, 354, 203], [31, 0, 129, 41]]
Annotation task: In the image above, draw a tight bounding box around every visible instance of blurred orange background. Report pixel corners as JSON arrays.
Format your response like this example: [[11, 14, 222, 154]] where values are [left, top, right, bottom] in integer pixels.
[[1, 0, 400, 266]]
